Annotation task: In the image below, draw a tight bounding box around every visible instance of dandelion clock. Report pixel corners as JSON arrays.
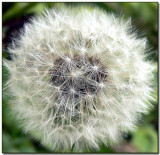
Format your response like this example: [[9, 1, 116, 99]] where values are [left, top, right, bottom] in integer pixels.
[[4, 7, 154, 152]]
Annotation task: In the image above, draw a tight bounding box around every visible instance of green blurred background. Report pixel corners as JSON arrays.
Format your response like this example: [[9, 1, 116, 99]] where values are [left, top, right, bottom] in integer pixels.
[[2, 2, 158, 153]]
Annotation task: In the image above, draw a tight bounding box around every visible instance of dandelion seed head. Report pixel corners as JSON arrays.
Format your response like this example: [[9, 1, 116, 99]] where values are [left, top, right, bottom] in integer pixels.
[[4, 7, 154, 151]]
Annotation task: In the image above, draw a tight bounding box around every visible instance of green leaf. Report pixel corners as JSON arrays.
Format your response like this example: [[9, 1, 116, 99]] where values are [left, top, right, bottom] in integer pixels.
[[132, 125, 158, 153], [3, 3, 39, 23]]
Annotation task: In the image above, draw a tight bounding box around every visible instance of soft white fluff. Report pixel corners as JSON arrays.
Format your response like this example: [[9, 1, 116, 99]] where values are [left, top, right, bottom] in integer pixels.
[[4, 8, 154, 151]]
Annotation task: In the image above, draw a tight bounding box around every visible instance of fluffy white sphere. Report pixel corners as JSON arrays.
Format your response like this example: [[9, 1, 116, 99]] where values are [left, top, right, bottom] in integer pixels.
[[4, 8, 154, 152]]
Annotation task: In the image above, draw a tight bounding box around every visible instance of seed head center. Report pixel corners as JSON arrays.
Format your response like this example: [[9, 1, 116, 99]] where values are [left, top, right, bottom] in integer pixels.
[[49, 55, 107, 99]]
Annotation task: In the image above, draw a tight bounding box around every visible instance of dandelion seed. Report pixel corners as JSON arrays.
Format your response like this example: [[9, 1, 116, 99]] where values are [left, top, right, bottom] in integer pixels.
[[65, 57, 72, 63], [92, 65, 99, 71]]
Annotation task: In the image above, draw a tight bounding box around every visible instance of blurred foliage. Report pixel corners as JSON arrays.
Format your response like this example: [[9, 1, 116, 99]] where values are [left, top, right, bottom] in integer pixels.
[[132, 125, 158, 152], [2, 2, 158, 153]]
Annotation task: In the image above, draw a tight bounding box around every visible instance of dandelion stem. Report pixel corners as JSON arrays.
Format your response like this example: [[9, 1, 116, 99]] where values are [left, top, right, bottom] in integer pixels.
[[71, 142, 76, 152]]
